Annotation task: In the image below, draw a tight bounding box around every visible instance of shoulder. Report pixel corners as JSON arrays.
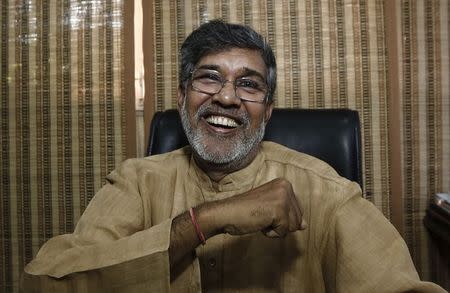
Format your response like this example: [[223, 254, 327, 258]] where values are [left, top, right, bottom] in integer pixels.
[[107, 146, 192, 181], [261, 141, 346, 183], [260, 141, 361, 202]]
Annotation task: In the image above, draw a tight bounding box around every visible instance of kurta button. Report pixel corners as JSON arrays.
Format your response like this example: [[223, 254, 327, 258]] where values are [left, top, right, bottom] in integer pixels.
[[208, 258, 216, 268]]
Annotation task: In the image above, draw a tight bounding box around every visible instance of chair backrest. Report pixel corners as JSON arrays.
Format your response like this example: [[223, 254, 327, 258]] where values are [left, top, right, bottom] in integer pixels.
[[147, 108, 363, 188]]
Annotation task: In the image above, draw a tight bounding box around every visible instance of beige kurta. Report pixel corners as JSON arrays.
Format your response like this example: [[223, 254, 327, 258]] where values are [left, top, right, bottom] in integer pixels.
[[22, 142, 445, 292]]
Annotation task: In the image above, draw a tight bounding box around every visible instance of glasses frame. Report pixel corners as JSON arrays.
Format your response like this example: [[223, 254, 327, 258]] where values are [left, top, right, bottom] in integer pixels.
[[189, 69, 268, 104]]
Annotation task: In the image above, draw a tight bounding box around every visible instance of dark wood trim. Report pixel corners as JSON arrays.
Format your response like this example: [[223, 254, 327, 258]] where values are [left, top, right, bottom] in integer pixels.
[[143, 0, 155, 154], [384, 0, 403, 235], [123, 0, 136, 158]]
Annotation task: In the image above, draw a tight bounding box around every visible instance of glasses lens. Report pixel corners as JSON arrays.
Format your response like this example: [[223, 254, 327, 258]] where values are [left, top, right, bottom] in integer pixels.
[[235, 78, 267, 102], [191, 69, 222, 94]]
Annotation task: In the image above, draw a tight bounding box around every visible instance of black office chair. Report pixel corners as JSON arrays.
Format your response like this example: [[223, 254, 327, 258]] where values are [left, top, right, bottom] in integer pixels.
[[147, 108, 363, 188]]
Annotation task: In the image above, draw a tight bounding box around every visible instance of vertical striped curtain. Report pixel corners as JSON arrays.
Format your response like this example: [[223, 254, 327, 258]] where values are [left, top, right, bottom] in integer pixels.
[[0, 1, 132, 292], [147, 0, 449, 284], [398, 0, 450, 280]]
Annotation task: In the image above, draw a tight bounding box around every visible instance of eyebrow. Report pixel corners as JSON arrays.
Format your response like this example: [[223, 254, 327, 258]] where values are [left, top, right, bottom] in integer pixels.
[[195, 65, 266, 81]]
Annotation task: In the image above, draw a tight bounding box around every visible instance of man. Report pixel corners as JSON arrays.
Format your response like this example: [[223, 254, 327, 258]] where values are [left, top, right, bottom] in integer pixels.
[[22, 20, 444, 292]]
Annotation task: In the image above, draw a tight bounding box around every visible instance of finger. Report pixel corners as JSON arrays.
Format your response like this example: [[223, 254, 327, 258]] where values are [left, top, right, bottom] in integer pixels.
[[294, 203, 307, 230], [289, 195, 302, 232], [262, 217, 289, 237], [295, 207, 307, 230], [289, 195, 304, 231], [288, 206, 300, 232], [263, 229, 281, 238], [274, 215, 290, 237], [294, 200, 307, 230], [300, 218, 307, 230], [273, 224, 289, 237], [284, 184, 301, 221]]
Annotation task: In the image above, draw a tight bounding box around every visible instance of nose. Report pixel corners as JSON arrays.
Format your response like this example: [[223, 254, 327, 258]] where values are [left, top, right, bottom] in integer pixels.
[[212, 80, 242, 107]]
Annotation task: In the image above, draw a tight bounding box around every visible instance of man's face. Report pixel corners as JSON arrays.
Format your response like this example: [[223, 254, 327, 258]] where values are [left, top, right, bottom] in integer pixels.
[[178, 48, 273, 167]]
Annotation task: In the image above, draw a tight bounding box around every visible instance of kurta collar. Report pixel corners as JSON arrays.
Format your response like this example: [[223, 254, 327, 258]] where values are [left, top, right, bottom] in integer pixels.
[[188, 147, 265, 193]]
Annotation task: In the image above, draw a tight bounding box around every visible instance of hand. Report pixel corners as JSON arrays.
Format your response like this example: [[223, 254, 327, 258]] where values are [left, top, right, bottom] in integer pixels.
[[211, 178, 307, 238]]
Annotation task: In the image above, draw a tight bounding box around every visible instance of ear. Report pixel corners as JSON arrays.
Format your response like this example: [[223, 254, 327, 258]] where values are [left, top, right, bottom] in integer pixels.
[[264, 102, 274, 124], [177, 86, 185, 112]]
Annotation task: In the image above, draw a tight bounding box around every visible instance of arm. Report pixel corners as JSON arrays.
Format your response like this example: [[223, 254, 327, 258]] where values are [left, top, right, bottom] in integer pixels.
[[22, 159, 173, 292], [169, 177, 307, 269]]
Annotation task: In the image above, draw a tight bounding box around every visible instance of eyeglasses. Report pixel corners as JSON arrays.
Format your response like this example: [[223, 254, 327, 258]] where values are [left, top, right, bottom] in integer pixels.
[[190, 68, 268, 104]]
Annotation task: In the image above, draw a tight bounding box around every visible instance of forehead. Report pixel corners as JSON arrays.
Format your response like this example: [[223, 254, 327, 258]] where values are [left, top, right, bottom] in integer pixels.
[[196, 48, 267, 76]]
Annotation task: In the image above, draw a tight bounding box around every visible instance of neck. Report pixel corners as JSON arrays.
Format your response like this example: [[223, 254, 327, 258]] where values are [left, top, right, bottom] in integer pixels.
[[194, 147, 259, 182]]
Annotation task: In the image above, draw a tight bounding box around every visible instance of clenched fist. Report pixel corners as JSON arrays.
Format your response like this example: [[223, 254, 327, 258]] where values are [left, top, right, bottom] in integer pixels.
[[204, 178, 307, 238]]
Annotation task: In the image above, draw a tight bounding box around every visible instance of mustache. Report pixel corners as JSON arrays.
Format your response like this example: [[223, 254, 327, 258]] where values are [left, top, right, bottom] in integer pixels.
[[193, 103, 251, 126]]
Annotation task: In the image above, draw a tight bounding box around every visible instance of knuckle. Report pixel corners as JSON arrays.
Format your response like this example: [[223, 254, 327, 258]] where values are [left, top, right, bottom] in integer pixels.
[[275, 180, 290, 194], [277, 178, 293, 194], [276, 178, 290, 188]]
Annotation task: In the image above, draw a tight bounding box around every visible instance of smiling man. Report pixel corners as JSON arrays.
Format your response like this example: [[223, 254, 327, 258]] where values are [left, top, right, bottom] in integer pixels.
[[22, 20, 444, 292]]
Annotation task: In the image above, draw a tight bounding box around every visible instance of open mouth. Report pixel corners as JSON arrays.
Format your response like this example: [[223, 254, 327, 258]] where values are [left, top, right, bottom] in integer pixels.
[[205, 115, 240, 129]]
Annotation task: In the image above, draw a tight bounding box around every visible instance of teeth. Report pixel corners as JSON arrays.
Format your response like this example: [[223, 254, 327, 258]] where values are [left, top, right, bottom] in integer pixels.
[[206, 115, 238, 127]]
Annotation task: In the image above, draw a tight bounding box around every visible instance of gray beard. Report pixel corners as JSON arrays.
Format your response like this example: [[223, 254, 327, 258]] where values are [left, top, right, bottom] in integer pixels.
[[180, 97, 265, 166]]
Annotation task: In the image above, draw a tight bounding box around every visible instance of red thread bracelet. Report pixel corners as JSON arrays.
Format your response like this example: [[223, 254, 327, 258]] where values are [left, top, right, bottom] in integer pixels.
[[189, 207, 206, 245]]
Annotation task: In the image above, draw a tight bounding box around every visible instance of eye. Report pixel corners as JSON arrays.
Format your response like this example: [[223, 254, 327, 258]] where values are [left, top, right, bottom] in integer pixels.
[[193, 71, 222, 84], [236, 78, 264, 93]]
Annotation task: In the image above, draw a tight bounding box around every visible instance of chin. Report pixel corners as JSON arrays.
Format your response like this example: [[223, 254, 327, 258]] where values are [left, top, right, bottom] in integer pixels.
[[194, 145, 241, 165], [189, 126, 264, 166], [195, 139, 261, 168]]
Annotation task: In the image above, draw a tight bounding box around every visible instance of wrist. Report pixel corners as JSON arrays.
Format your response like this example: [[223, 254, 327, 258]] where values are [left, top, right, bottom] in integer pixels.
[[189, 207, 206, 245], [195, 201, 225, 239]]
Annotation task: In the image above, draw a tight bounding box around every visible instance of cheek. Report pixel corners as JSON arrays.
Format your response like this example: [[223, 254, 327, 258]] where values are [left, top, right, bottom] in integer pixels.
[[184, 95, 199, 117], [185, 92, 209, 117], [247, 108, 266, 127]]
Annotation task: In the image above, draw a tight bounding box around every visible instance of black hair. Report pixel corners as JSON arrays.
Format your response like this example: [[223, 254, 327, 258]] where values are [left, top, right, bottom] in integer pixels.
[[179, 19, 277, 103]]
